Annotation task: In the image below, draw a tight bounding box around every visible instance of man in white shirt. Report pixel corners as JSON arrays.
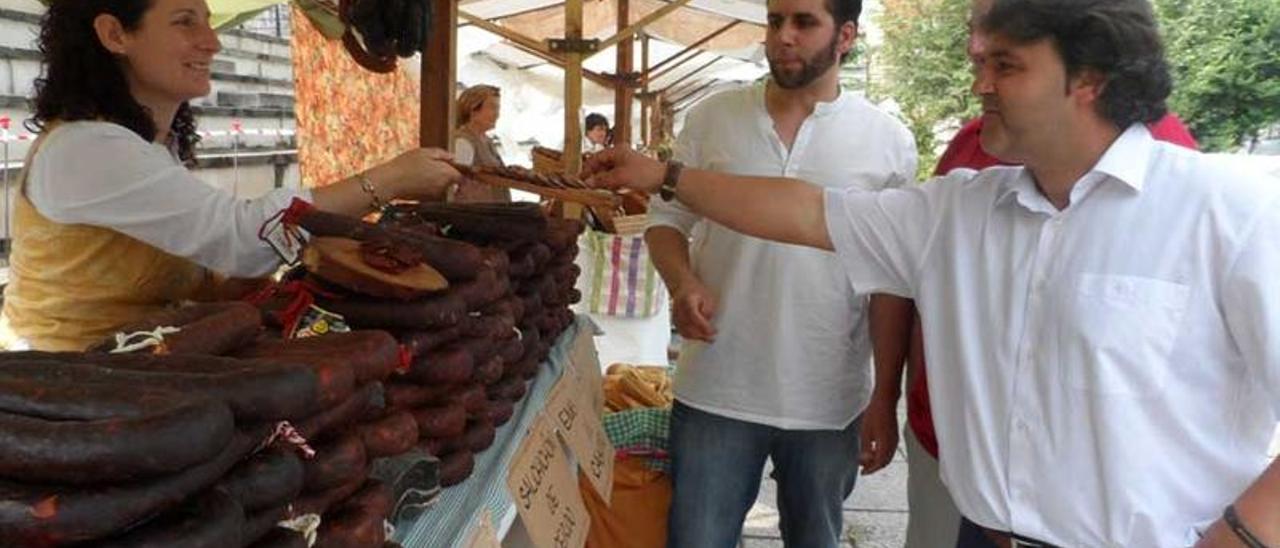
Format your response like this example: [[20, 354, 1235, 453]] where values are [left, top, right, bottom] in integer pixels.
[[645, 0, 916, 545], [586, 0, 1280, 546]]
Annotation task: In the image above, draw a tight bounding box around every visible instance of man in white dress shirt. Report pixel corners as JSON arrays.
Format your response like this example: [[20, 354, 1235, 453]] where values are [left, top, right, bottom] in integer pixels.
[[586, 0, 1280, 546], [644, 0, 916, 545]]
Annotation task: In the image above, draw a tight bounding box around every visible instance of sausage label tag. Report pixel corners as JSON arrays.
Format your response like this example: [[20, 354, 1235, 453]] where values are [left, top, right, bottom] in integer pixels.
[[546, 372, 615, 503], [567, 329, 605, 415], [465, 510, 501, 548], [506, 413, 589, 548]]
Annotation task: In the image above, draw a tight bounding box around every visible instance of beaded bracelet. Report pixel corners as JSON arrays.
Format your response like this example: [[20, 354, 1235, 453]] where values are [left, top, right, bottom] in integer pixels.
[[357, 172, 385, 212]]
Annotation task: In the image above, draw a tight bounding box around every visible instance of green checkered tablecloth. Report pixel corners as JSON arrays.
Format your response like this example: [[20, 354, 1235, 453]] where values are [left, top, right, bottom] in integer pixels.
[[603, 406, 671, 472]]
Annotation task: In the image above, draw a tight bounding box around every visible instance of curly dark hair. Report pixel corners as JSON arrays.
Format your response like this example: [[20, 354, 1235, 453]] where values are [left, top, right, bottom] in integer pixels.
[[28, 0, 201, 164], [981, 0, 1171, 129]]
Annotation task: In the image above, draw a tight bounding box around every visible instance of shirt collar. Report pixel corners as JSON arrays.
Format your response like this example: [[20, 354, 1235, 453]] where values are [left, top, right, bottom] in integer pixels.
[[755, 78, 848, 118], [995, 123, 1155, 210], [995, 168, 1049, 212], [1092, 123, 1155, 192]]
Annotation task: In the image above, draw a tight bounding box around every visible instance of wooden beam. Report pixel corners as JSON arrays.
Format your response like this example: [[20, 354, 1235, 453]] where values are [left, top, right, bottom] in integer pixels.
[[563, 0, 584, 179], [670, 80, 716, 107], [648, 50, 707, 88], [663, 79, 700, 101], [504, 41, 616, 88], [644, 21, 739, 81], [590, 0, 695, 58], [458, 10, 552, 56], [673, 91, 712, 112], [658, 55, 721, 94], [640, 32, 650, 147], [673, 89, 717, 113], [613, 0, 634, 146], [421, 0, 457, 148]]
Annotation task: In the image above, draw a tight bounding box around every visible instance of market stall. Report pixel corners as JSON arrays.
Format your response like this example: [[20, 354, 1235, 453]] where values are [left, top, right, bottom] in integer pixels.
[[0, 197, 598, 547], [2, 1, 753, 545]]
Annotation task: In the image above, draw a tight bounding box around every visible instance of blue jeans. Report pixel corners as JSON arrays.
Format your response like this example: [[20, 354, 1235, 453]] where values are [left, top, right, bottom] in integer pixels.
[[667, 400, 863, 548]]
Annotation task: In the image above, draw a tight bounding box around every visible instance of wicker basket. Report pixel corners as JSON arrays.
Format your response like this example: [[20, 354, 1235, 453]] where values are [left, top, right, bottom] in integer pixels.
[[610, 214, 649, 235], [531, 146, 564, 174]]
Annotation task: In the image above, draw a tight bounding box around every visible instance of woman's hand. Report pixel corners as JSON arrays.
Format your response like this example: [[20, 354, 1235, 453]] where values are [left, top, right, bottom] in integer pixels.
[[370, 148, 463, 202]]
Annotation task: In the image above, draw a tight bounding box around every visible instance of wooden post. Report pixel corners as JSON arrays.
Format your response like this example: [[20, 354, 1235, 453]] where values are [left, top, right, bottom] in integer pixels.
[[613, 0, 633, 147], [562, 0, 585, 218], [421, 0, 456, 149], [563, 0, 584, 175], [640, 32, 650, 148]]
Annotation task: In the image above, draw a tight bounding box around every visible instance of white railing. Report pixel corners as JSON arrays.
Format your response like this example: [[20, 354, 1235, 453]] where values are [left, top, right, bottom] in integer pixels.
[[0, 118, 299, 245]]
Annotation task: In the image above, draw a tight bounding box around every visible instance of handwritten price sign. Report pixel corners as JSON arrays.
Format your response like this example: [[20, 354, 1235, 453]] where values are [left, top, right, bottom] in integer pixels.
[[568, 329, 605, 415], [506, 414, 588, 548], [546, 373, 615, 502]]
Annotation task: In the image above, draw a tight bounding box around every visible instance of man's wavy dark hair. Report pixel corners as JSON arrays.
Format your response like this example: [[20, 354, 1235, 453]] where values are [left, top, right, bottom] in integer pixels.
[[29, 0, 201, 164], [981, 0, 1171, 129]]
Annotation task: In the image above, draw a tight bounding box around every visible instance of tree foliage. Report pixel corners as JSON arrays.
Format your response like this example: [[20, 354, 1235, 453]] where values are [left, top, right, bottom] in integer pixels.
[[1156, 0, 1280, 151], [870, 0, 1280, 168], [870, 0, 976, 178]]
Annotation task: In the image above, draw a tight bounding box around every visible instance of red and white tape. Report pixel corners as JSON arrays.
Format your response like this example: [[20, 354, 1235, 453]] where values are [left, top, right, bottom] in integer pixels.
[[0, 116, 296, 142]]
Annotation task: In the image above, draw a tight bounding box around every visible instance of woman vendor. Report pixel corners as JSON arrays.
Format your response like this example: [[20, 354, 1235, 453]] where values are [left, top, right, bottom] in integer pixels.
[[451, 84, 510, 202], [0, 0, 462, 351]]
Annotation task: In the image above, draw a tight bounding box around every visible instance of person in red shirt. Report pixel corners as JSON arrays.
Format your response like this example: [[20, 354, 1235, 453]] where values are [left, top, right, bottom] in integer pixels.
[[855, 1, 1199, 546], [936, 114, 1198, 176]]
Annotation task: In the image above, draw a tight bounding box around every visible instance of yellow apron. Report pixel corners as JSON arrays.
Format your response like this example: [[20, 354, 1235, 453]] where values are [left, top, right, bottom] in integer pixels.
[[1, 126, 214, 351]]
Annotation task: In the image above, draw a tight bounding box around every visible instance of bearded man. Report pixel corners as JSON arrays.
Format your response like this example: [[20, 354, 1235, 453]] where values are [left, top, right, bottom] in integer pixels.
[[643, 0, 918, 545]]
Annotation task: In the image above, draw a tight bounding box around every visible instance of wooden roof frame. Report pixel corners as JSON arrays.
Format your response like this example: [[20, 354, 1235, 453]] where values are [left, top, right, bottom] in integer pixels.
[[423, 0, 764, 169]]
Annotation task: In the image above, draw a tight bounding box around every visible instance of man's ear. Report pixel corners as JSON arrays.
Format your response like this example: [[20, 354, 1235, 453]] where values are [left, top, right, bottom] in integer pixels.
[[837, 22, 858, 59], [1068, 68, 1107, 109], [93, 13, 129, 55]]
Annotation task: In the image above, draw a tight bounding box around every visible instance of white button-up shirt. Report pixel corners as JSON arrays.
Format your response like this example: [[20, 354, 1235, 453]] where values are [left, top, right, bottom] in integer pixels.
[[27, 121, 310, 278], [650, 82, 917, 429], [825, 125, 1280, 546]]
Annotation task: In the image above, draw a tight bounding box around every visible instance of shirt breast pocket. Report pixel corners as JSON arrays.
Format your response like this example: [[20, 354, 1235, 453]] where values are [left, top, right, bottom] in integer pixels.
[[1059, 274, 1191, 397]]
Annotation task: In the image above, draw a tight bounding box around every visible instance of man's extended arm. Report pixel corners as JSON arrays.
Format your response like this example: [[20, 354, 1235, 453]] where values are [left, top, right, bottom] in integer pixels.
[[584, 150, 833, 251]]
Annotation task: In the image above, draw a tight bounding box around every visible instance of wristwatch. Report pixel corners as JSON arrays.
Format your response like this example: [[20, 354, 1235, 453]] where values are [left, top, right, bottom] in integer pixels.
[[660, 160, 684, 202]]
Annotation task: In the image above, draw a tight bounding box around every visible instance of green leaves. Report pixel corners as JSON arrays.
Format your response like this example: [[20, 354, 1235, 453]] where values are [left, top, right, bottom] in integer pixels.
[[1156, 0, 1280, 151], [870, 0, 977, 178], [868, 0, 1279, 164]]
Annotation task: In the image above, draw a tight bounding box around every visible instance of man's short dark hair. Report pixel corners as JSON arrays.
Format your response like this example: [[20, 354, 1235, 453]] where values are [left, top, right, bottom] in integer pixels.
[[821, 0, 861, 63], [981, 0, 1171, 129], [823, 0, 861, 28]]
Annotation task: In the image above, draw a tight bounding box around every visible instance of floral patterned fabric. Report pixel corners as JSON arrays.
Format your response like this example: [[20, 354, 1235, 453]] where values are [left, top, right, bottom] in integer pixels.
[[290, 4, 420, 189]]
